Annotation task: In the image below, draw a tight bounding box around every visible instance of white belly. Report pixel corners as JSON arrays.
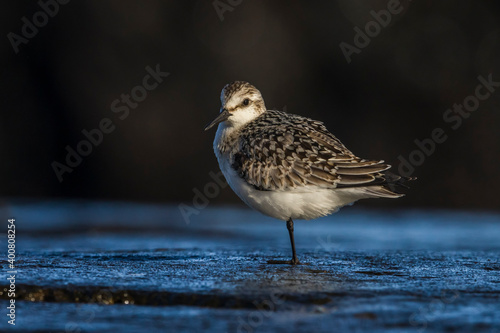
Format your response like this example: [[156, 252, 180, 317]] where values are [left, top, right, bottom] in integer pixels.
[[217, 155, 368, 221]]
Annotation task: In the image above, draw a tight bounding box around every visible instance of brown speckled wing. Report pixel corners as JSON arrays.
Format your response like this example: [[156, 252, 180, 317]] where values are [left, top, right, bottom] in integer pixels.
[[232, 110, 392, 191]]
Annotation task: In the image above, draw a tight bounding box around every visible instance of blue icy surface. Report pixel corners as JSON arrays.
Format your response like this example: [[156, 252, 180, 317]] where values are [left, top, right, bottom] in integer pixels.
[[0, 201, 499, 332]]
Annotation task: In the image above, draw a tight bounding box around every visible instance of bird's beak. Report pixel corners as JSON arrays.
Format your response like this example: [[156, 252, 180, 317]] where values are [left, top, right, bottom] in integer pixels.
[[204, 108, 231, 131]]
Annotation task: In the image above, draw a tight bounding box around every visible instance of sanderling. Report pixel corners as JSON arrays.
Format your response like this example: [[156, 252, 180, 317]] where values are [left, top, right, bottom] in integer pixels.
[[205, 81, 413, 265]]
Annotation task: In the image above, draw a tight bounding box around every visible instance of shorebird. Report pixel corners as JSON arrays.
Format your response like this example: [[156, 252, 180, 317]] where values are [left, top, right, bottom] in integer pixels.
[[205, 81, 412, 265]]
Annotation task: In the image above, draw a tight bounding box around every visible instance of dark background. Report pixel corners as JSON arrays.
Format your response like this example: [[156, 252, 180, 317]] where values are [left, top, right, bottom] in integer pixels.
[[1, 0, 499, 210]]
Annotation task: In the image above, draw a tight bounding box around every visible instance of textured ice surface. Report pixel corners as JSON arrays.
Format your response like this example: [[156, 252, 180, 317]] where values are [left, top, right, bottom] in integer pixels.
[[0, 201, 499, 332]]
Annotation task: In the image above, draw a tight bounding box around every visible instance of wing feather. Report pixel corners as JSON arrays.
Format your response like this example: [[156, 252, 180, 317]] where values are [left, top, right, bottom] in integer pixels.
[[232, 110, 401, 193]]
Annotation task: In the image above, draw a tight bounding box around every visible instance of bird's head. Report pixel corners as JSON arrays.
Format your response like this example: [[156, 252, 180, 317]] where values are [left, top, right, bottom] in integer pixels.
[[204, 81, 266, 131]]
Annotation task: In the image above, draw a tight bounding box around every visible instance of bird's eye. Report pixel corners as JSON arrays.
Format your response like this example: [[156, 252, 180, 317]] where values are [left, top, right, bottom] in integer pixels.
[[243, 99, 250, 106]]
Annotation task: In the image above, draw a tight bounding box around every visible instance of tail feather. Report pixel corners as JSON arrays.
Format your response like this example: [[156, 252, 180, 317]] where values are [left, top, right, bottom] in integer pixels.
[[352, 171, 416, 199], [363, 185, 405, 198], [383, 171, 416, 190]]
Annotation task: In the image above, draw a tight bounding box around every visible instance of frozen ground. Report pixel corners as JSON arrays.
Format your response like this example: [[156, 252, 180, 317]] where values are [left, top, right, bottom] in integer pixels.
[[0, 201, 499, 332]]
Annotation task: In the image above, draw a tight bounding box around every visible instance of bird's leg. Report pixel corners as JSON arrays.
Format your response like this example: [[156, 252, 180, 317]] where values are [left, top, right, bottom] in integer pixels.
[[286, 218, 300, 265], [267, 218, 301, 265]]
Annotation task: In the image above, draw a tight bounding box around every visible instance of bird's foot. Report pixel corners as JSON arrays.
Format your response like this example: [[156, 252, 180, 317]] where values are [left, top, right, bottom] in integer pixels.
[[267, 257, 303, 265]]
